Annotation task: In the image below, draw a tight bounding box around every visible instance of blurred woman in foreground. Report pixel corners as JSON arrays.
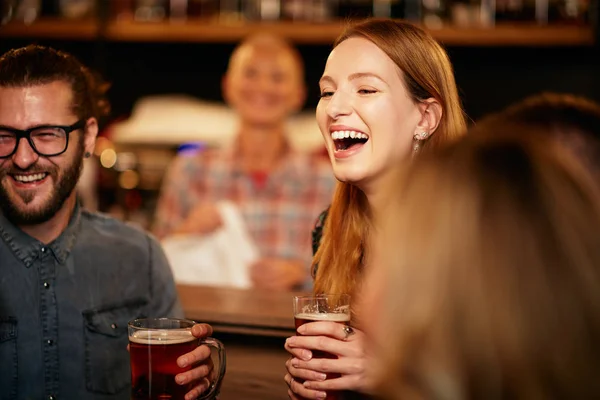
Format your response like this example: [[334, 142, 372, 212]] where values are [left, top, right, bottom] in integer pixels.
[[363, 128, 600, 400]]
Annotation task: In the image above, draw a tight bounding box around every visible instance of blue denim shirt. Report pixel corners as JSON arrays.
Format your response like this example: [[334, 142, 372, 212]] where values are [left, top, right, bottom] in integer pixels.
[[0, 204, 183, 400]]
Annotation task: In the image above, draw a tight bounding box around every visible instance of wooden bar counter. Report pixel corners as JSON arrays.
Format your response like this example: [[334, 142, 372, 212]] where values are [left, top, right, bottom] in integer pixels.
[[176, 284, 309, 400]]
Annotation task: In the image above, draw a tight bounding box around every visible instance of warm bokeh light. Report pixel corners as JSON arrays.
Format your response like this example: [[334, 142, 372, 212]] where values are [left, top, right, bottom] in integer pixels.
[[119, 169, 139, 189], [100, 148, 118, 168], [94, 137, 114, 156]]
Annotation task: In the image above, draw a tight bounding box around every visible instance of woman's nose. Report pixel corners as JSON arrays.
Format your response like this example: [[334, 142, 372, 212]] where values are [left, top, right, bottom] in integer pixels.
[[326, 92, 352, 119]]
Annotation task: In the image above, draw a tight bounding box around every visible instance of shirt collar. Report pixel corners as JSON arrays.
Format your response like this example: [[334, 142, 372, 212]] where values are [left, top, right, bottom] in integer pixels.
[[221, 136, 304, 181], [0, 202, 82, 268]]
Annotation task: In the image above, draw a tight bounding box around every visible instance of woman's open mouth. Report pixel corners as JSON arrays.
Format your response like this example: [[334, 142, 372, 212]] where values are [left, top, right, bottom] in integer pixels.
[[332, 130, 369, 152]]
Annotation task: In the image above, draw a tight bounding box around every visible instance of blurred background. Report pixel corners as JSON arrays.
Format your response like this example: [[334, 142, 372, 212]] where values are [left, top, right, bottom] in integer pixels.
[[1, 0, 597, 229]]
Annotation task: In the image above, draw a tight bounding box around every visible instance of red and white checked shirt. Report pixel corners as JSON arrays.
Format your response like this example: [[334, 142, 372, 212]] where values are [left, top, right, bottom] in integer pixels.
[[152, 142, 336, 282]]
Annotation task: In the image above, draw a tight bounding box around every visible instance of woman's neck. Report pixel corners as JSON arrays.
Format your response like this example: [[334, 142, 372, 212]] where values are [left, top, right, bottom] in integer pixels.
[[237, 123, 288, 173], [361, 173, 395, 226]]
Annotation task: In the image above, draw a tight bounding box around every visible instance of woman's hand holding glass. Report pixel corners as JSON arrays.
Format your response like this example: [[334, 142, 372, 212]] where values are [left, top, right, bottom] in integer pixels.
[[284, 321, 373, 399]]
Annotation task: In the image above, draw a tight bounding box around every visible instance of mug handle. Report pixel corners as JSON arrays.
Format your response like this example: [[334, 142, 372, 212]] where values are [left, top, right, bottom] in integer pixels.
[[196, 337, 226, 400]]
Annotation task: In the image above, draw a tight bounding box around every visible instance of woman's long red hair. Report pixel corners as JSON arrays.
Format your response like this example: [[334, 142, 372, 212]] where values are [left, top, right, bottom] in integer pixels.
[[312, 19, 467, 298]]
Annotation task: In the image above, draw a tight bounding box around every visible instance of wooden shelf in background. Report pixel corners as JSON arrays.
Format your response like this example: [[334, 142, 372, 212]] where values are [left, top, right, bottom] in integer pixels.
[[0, 18, 99, 40], [0, 18, 594, 46]]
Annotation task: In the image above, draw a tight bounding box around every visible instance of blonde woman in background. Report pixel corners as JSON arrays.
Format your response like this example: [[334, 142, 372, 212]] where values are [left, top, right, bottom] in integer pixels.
[[284, 18, 467, 399], [363, 129, 600, 400], [153, 32, 336, 291]]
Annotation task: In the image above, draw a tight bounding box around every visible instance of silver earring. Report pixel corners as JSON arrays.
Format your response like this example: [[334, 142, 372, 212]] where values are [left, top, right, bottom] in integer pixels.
[[412, 139, 421, 155], [412, 131, 428, 156], [414, 131, 429, 141]]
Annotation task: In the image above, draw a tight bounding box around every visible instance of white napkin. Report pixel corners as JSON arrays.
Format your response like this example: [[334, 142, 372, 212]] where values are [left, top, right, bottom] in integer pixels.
[[161, 201, 258, 288]]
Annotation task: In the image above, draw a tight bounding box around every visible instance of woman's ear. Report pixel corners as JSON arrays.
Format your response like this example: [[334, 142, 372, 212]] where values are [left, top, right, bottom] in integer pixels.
[[414, 98, 443, 139]]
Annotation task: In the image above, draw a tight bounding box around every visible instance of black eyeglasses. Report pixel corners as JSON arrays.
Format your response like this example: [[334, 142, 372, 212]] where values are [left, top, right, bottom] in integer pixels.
[[0, 120, 85, 158]]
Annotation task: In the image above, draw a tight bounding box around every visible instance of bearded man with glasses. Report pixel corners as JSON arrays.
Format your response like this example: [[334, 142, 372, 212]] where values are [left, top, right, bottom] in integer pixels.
[[0, 45, 217, 400]]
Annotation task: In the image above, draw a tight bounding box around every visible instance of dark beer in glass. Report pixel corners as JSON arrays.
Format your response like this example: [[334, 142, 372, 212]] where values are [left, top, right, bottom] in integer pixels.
[[129, 329, 197, 399], [292, 295, 351, 400], [128, 318, 226, 400]]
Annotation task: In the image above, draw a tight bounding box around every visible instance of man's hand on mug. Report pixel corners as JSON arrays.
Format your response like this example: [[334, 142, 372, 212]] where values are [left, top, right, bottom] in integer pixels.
[[176, 323, 215, 400], [175, 203, 223, 236], [250, 258, 306, 290]]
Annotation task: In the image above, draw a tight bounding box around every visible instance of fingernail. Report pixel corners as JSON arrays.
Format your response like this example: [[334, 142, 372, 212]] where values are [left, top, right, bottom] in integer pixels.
[[178, 357, 188, 368], [317, 373, 327, 381], [286, 338, 296, 347], [297, 325, 306, 334], [176, 374, 186, 385], [301, 350, 312, 361], [316, 392, 327, 399], [291, 359, 299, 367]]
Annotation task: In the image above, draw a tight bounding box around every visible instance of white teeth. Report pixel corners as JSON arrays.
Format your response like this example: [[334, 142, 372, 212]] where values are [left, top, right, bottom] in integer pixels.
[[14, 173, 46, 182], [331, 130, 369, 140]]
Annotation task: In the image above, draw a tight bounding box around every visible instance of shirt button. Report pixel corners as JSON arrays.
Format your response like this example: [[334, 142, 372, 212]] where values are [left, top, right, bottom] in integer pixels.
[[49, 396, 56, 400], [43, 282, 50, 289], [47, 339, 53, 346], [110, 323, 118, 329], [41, 247, 46, 253]]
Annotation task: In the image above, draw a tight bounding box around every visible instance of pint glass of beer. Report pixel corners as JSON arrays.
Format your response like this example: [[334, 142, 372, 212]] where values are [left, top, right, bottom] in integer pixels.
[[293, 294, 351, 400], [128, 318, 226, 400]]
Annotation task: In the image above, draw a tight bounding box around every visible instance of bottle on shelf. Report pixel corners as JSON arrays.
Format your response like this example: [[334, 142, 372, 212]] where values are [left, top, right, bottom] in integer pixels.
[[218, 0, 242, 22], [372, 0, 405, 18], [59, 0, 96, 19], [243, 0, 281, 21], [7, 0, 42, 24], [169, 0, 188, 19], [421, 0, 449, 27], [450, 0, 495, 27], [133, 0, 168, 21]]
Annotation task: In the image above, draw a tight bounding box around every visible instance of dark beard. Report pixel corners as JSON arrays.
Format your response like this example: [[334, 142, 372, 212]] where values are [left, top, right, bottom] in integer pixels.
[[0, 146, 84, 226]]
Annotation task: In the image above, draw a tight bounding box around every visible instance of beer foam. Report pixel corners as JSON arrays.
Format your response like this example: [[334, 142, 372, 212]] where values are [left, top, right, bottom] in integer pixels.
[[295, 313, 350, 322], [129, 329, 195, 345]]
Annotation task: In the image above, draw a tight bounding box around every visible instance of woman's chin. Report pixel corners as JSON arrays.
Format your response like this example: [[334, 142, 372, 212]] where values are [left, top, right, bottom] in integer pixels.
[[332, 170, 368, 186]]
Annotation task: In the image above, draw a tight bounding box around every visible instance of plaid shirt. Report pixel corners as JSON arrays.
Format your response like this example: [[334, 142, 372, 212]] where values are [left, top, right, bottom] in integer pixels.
[[153, 142, 336, 282]]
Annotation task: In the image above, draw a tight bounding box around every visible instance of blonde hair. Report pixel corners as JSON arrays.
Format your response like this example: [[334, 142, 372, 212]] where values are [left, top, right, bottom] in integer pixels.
[[227, 31, 305, 83], [375, 130, 600, 399], [313, 18, 467, 297]]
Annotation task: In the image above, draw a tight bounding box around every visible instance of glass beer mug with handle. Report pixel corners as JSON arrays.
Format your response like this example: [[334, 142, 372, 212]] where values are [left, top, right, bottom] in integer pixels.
[[128, 318, 226, 400]]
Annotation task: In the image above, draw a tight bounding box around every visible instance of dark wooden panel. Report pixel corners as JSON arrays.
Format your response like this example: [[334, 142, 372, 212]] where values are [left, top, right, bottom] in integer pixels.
[[176, 285, 305, 400], [212, 333, 290, 400]]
